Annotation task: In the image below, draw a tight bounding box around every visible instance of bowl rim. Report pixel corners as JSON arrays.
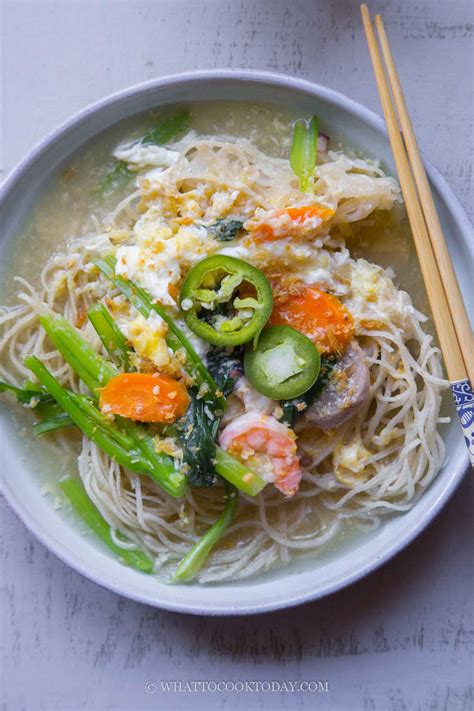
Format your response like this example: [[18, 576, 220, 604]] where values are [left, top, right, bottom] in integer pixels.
[[0, 69, 470, 615]]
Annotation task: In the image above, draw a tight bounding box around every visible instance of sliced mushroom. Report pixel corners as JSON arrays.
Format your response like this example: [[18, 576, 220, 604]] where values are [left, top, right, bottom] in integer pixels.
[[298, 342, 370, 430]]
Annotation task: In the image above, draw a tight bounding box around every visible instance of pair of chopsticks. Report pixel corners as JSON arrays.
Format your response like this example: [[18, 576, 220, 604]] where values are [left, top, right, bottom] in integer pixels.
[[360, 5, 474, 466]]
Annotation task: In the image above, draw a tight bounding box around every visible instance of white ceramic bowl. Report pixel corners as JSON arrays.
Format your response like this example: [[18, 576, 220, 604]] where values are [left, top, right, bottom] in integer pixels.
[[0, 70, 471, 615]]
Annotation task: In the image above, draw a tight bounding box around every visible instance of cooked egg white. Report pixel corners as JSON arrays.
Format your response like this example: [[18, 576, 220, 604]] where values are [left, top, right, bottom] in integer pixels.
[[116, 210, 212, 305], [113, 141, 180, 170]]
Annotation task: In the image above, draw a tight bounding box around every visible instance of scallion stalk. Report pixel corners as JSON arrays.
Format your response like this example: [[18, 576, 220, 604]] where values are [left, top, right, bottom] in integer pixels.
[[290, 115, 319, 193]]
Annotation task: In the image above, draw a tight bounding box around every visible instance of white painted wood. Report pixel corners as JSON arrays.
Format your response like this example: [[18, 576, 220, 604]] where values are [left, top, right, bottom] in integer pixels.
[[1, 1, 472, 709]]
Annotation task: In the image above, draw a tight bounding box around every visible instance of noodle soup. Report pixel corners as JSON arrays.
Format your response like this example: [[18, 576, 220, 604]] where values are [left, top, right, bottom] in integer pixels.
[[0, 101, 447, 583]]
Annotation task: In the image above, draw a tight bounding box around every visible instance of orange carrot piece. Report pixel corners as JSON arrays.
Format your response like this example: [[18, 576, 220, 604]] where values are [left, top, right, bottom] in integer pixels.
[[249, 204, 334, 242], [99, 373, 189, 423], [270, 285, 354, 354], [277, 205, 334, 223]]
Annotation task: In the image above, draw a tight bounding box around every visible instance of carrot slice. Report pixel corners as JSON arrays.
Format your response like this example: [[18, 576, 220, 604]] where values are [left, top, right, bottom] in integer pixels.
[[270, 285, 354, 354], [277, 205, 335, 222], [99, 373, 189, 423], [248, 204, 334, 242]]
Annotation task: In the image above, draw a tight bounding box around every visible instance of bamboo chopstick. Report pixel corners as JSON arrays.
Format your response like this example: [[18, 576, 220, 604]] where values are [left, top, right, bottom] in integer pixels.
[[360, 4, 473, 466], [374, 13, 474, 388]]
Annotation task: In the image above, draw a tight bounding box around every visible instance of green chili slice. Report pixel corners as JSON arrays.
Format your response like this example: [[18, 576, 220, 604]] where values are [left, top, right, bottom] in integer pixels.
[[244, 325, 320, 399], [179, 255, 273, 347]]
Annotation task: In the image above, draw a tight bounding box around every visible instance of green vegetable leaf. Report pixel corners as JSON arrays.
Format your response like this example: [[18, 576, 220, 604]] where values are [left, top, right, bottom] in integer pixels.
[[176, 388, 219, 488], [280, 354, 336, 425], [290, 115, 319, 193], [175, 347, 243, 487], [208, 219, 245, 242], [32, 413, 75, 437], [141, 111, 191, 146], [0, 379, 55, 408], [99, 160, 133, 195], [206, 347, 243, 397]]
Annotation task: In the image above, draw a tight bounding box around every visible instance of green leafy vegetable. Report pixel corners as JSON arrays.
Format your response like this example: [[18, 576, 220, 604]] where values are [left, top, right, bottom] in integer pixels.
[[31, 314, 186, 496], [95, 257, 265, 495], [171, 482, 238, 583], [141, 111, 191, 146], [290, 115, 319, 193], [0, 378, 74, 433], [98, 112, 190, 195], [208, 219, 245, 242], [0, 379, 55, 408], [0, 377, 98, 437], [280, 354, 336, 426], [206, 347, 243, 397], [175, 348, 243, 488], [60, 476, 154, 572], [32, 412, 75, 437], [99, 161, 133, 194], [175, 389, 219, 488]]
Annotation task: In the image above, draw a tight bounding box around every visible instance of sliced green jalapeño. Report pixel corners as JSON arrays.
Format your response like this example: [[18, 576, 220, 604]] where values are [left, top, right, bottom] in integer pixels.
[[244, 325, 320, 399], [179, 255, 273, 347]]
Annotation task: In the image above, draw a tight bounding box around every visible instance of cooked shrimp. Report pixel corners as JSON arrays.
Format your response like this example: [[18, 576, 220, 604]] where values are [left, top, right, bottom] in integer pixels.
[[219, 412, 302, 497]]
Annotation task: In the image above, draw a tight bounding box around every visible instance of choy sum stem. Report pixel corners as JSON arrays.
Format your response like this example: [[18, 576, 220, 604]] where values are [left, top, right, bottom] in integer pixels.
[[39, 312, 117, 397], [60, 475, 154, 572], [215, 447, 266, 496], [25, 355, 186, 497], [88, 303, 130, 370], [171, 483, 238, 583]]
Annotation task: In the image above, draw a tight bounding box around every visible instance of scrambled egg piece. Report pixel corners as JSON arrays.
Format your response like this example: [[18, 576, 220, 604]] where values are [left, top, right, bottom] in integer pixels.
[[333, 441, 372, 485], [347, 259, 416, 333], [125, 312, 170, 368], [116, 209, 213, 305]]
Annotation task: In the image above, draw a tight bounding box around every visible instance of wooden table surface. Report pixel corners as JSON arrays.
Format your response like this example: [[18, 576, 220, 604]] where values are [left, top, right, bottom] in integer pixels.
[[1, 1, 472, 709]]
